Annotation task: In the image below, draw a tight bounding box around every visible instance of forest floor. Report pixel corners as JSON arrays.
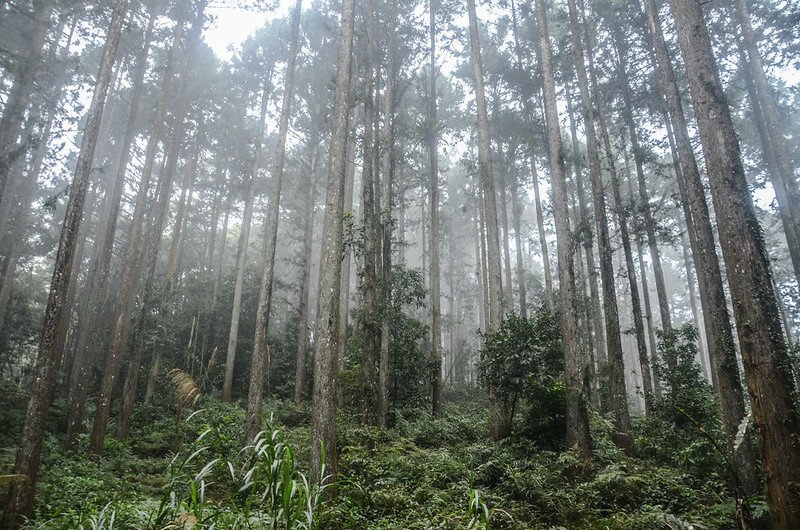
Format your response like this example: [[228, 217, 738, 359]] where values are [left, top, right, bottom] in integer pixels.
[[0, 381, 746, 529]]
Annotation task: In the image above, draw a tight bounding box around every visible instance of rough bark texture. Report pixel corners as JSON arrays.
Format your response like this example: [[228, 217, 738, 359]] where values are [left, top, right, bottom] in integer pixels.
[[534, 0, 591, 459], [566, 0, 633, 455], [2, 0, 128, 523], [245, 0, 303, 443], [466, 0, 507, 441], [643, 0, 758, 496], [428, 0, 443, 417], [377, 0, 397, 429], [668, 0, 800, 523], [311, 0, 355, 488]]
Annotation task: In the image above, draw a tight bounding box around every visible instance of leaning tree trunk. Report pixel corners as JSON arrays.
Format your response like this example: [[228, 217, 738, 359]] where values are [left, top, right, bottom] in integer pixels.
[[2, 0, 128, 524], [245, 0, 303, 443], [311, 0, 355, 488], [668, 0, 800, 524], [0, 0, 54, 206], [534, 0, 591, 460], [566, 0, 632, 454], [643, 0, 758, 496], [88, 0, 189, 456]]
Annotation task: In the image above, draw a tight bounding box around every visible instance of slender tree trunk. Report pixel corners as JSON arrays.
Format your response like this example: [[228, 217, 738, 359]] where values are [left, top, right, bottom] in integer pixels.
[[534, 0, 591, 459], [644, 0, 758, 496], [428, 0, 443, 417], [733, 0, 800, 287], [509, 0, 549, 313], [510, 179, 527, 318], [223, 81, 271, 403], [0, 0, 54, 206], [89, 1, 188, 455], [295, 131, 321, 404], [3, 0, 128, 522], [337, 133, 356, 394], [595, 85, 654, 414], [467, 0, 508, 440], [164, 140, 201, 294], [359, 0, 380, 424], [311, 0, 355, 488], [245, 0, 303, 442], [668, 0, 799, 521], [566, 86, 607, 378], [566, 0, 633, 454], [377, 0, 397, 429], [613, 36, 672, 331]]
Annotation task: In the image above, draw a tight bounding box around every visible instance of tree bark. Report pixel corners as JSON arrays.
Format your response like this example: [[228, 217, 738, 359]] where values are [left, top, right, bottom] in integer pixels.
[[3, 0, 128, 523], [534, 0, 591, 459], [566, 0, 632, 453], [245, 0, 303, 443], [668, 0, 799, 522], [311, 0, 355, 488], [643, 0, 758, 496], [428, 0, 443, 417], [222, 80, 271, 403]]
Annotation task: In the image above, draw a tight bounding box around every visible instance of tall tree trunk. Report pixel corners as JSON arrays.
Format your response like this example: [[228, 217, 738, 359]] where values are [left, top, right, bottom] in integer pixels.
[[245, 0, 303, 443], [164, 140, 201, 295], [359, 0, 380, 425], [377, 0, 397, 429], [428, 0, 443, 417], [89, 0, 188, 455], [3, 0, 128, 523], [668, 0, 799, 522], [466, 0, 507, 441], [613, 35, 672, 331], [510, 177, 527, 318], [534, 0, 591, 459], [64, 11, 155, 448], [566, 0, 632, 453], [509, 0, 549, 313], [0, 0, 54, 206], [566, 86, 606, 380], [222, 81, 271, 403], [594, 84, 654, 414], [295, 129, 321, 404], [733, 0, 800, 287], [643, 0, 758, 497], [311, 0, 355, 488]]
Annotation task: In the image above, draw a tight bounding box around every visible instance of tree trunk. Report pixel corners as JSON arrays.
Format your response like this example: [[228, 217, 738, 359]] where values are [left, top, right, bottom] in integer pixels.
[[295, 130, 321, 404], [733, 0, 800, 287], [534, 0, 591, 459], [466, 0, 507, 441], [311, 0, 355, 488], [222, 81, 271, 403], [3, 0, 128, 523], [668, 0, 799, 522], [566, 86, 607, 381], [245, 0, 303, 443], [377, 0, 397, 429], [595, 85, 654, 414], [428, 0, 443, 417], [613, 35, 672, 331], [566, 0, 632, 453], [359, 0, 380, 424], [89, 0, 189, 455], [644, 0, 759, 497], [0, 0, 54, 206]]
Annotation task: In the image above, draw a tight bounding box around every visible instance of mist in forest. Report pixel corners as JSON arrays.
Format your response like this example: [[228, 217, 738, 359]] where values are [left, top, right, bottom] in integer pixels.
[[1, 0, 799, 527]]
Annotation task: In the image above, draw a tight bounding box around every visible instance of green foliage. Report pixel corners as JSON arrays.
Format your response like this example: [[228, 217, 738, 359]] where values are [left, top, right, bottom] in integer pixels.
[[477, 307, 564, 437]]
